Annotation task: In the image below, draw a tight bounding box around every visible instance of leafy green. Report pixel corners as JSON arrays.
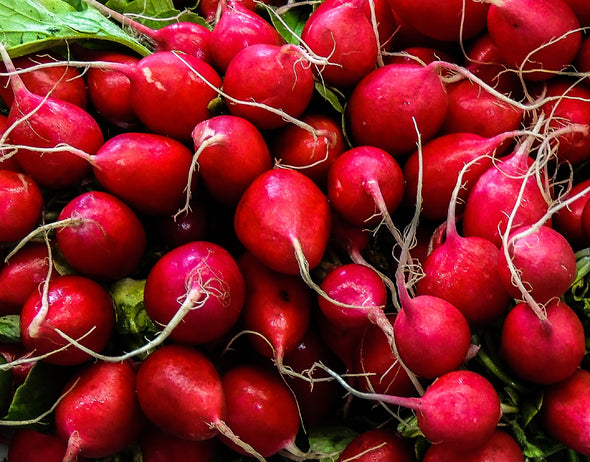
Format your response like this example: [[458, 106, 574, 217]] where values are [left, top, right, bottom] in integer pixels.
[[259, 3, 309, 45], [314, 82, 347, 114], [104, 0, 210, 29], [307, 424, 358, 461], [0, 316, 20, 343], [109, 278, 157, 335]]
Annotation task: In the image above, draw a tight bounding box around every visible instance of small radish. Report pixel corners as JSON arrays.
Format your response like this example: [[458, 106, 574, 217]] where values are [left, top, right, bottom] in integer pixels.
[[55, 190, 147, 281], [384, 46, 455, 67], [143, 241, 245, 345], [190, 115, 273, 207], [553, 178, 590, 249], [346, 62, 448, 157], [234, 168, 332, 275], [0, 170, 43, 243], [486, 0, 582, 81], [563, 0, 590, 26], [336, 428, 415, 462], [317, 310, 367, 372], [539, 368, 590, 456], [152, 199, 209, 249], [7, 429, 90, 462], [139, 423, 218, 462], [222, 43, 315, 130], [209, 0, 284, 72], [54, 360, 144, 461], [20, 275, 116, 366], [300, 0, 378, 87], [500, 299, 586, 384]]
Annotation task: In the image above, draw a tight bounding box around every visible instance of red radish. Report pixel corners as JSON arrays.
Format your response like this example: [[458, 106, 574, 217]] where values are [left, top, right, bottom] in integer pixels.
[[7, 429, 90, 462], [540, 368, 590, 456], [329, 212, 371, 259], [384, 0, 489, 42], [346, 62, 448, 157], [486, 0, 582, 81], [209, 0, 284, 72], [190, 115, 273, 207], [269, 112, 346, 188], [222, 43, 315, 130], [237, 251, 312, 368], [143, 241, 245, 345], [360, 0, 397, 51], [85, 50, 141, 129], [326, 145, 405, 229], [219, 363, 303, 458], [20, 275, 115, 366], [153, 200, 209, 249], [582, 198, 590, 243], [324, 367, 502, 451], [54, 360, 143, 461], [0, 51, 88, 109], [0, 170, 43, 243], [422, 429, 524, 461], [500, 299, 585, 384], [497, 225, 577, 303], [563, 0, 590, 26], [82, 0, 213, 63], [0, 45, 104, 190], [55, 190, 147, 281], [337, 428, 415, 462], [139, 423, 218, 462], [384, 46, 455, 67], [0, 242, 54, 315], [554, 178, 590, 249], [0, 114, 21, 172], [317, 310, 367, 372], [234, 168, 332, 275], [300, 0, 378, 87], [576, 35, 590, 89]]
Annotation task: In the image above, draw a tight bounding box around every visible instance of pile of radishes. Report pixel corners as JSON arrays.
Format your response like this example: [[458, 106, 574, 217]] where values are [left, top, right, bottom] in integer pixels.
[[0, 0, 590, 460]]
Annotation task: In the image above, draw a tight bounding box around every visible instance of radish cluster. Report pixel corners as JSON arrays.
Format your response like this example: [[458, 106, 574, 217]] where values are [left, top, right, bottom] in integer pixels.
[[1, 0, 590, 460]]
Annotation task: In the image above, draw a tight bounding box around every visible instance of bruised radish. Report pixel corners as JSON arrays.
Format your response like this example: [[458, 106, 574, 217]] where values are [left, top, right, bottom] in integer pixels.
[[500, 299, 585, 384], [7, 429, 90, 462], [300, 0, 379, 87], [346, 62, 448, 157], [20, 275, 115, 366], [234, 168, 331, 275], [0, 170, 43, 243], [486, 0, 582, 81], [143, 241, 245, 345], [540, 368, 590, 455], [222, 43, 315, 130], [190, 115, 273, 206], [56, 190, 147, 281], [209, 0, 284, 72], [139, 423, 217, 462], [337, 428, 415, 462], [55, 360, 143, 461], [554, 178, 590, 249]]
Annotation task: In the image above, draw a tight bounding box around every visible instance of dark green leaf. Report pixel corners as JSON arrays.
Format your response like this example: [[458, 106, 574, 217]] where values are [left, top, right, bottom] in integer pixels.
[[0, 356, 12, 417], [104, 0, 210, 28], [307, 424, 358, 461], [314, 82, 346, 114], [109, 278, 157, 335], [0, 316, 20, 343], [259, 3, 310, 45]]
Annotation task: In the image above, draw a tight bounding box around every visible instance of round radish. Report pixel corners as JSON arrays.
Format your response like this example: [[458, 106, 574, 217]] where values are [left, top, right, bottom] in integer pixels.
[[152, 199, 209, 249], [582, 198, 590, 243], [8, 429, 90, 462], [553, 178, 590, 249], [0, 114, 21, 172], [143, 241, 245, 345], [55, 360, 143, 461], [0, 170, 43, 243], [234, 168, 332, 275], [139, 423, 217, 462], [337, 428, 415, 462]]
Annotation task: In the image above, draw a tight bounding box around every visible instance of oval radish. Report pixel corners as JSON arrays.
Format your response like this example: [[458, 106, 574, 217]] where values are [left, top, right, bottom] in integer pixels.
[[553, 178, 590, 249], [8, 429, 90, 462], [0, 170, 43, 243], [139, 424, 218, 462], [337, 428, 415, 462]]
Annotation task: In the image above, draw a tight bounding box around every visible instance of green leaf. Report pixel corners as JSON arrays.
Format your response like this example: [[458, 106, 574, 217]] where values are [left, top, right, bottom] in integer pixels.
[[109, 278, 157, 335], [104, 0, 210, 29], [307, 424, 358, 462], [259, 3, 310, 45], [314, 82, 346, 114], [0, 0, 151, 58], [0, 316, 20, 343]]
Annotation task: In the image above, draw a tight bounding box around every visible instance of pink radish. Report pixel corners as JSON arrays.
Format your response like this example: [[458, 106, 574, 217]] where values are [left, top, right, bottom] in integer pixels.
[[346, 62, 448, 157], [234, 167, 332, 275], [143, 240, 245, 345], [300, 0, 378, 87], [486, 0, 582, 81], [8, 429, 90, 462], [222, 43, 315, 130], [500, 299, 585, 384], [540, 368, 590, 456], [139, 423, 218, 462], [554, 178, 590, 249], [190, 115, 273, 207], [20, 275, 115, 366], [209, 0, 284, 72], [54, 360, 143, 461], [0, 170, 43, 243], [336, 428, 415, 462], [0, 44, 104, 190]]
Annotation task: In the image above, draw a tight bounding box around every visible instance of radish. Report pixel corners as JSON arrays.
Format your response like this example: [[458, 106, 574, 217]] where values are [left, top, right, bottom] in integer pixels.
[[209, 0, 284, 72], [554, 178, 590, 249], [346, 62, 448, 157], [55, 190, 147, 281], [152, 199, 209, 249], [497, 225, 577, 303], [485, 0, 582, 81], [20, 275, 116, 366], [222, 43, 315, 130], [384, 46, 455, 67], [190, 114, 273, 207], [139, 423, 218, 462], [0, 44, 104, 190], [582, 198, 590, 242], [143, 240, 245, 346], [0, 114, 20, 172], [336, 428, 415, 462], [563, 0, 590, 26], [317, 310, 367, 372], [500, 299, 585, 385], [233, 167, 332, 275], [322, 366, 502, 451], [539, 368, 590, 456], [7, 429, 90, 462], [422, 429, 524, 461], [0, 170, 43, 243], [54, 360, 144, 461], [300, 0, 378, 87]]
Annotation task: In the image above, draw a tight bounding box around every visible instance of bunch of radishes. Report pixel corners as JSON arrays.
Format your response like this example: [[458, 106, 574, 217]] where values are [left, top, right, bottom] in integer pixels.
[[0, 0, 590, 460]]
